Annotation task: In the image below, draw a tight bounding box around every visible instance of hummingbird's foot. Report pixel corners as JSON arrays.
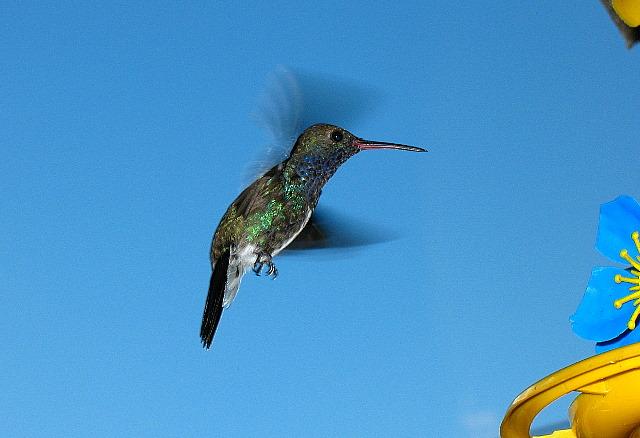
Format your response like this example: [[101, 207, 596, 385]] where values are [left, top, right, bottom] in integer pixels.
[[252, 253, 278, 279]]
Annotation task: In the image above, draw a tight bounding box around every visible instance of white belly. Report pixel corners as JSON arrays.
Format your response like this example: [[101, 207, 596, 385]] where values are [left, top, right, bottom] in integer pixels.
[[222, 208, 312, 308]]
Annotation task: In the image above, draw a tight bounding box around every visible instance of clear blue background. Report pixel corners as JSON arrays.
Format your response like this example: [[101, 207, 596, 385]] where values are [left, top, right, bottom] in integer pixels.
[[2, 2, 639, 437]]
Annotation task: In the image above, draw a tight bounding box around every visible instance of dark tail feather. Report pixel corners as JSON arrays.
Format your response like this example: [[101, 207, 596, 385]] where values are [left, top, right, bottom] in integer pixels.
[[200, 249, 230, 349]]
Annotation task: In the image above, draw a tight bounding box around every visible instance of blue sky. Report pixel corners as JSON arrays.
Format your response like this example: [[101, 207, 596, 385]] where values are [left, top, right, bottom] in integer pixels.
[[2, 2, 639, 437]]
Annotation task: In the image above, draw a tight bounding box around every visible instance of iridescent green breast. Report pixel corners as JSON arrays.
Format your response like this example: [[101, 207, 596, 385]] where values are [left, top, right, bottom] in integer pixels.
[[210, 164, 311, 262]]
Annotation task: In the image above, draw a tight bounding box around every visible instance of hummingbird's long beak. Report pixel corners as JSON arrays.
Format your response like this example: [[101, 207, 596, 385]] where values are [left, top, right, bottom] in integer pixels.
[[354, 138, 426, 152]]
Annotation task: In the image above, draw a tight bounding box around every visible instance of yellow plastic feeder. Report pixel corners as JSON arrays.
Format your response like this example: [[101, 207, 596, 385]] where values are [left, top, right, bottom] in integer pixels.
[[500, 343, 640, 438], [612, 0, 640, 27]]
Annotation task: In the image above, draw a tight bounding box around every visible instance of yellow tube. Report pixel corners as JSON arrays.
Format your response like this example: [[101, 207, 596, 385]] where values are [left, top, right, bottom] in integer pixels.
[[613, 0, 640, 27], [500, 343, 640, 438]]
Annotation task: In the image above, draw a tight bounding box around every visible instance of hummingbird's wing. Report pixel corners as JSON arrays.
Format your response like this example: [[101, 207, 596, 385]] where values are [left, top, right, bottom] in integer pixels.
[[285, 206, 398, 251], [234, 164, 282, 217], [247, 66, 381, 181], [246, 67, 301, 181], [285, 217, 326, 249]]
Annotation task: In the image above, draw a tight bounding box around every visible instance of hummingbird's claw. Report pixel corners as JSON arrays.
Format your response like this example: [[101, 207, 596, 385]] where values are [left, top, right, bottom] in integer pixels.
[[267, 263, 278, 279], [253, 253, 278, 279]]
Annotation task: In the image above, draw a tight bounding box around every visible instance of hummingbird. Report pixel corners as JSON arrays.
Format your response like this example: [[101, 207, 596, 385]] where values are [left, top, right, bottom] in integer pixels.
[[200, 123, 425, 348]]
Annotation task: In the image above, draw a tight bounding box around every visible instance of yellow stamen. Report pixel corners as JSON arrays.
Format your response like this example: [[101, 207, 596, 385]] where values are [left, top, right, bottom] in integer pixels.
[[614, 274, 640, 285], [633, 231, 640, 254], [613, 231, 640, 330], [614, 291, 640, 309], [611, 231, 640, 331], [628, 302, 640, 330], [619, 249, 640, 271]]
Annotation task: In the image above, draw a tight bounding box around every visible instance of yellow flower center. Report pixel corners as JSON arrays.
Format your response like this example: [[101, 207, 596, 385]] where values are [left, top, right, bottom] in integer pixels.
[[613, 231, 640, 330]]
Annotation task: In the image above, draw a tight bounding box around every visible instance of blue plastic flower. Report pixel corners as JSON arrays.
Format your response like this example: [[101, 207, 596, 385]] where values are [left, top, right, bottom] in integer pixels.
[[571, 196, 640, 353]]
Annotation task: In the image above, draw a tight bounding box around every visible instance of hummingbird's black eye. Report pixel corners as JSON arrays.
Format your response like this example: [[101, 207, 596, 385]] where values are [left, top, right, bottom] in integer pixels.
[[330, 130, 343, 142]]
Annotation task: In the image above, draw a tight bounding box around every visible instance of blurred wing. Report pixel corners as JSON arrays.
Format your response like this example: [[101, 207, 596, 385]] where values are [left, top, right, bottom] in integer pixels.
[[284, 215, 327, 250], [285, 205, 398, 251], [245, 66, 383, 181], [245, 66, 302, 181], [253, 66, 304, 148]]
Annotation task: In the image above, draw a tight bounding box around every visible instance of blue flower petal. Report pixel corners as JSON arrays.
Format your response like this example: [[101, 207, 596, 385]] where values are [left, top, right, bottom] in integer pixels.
[[596, 327, 640, 353], [570, 267, 637, 342], [596, 196, 640, 264]]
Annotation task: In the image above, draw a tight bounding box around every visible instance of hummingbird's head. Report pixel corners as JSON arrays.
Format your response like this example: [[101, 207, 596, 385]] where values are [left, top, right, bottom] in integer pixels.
[[289, 124, 358, 162], [285, 124, 425, 186], [290, 123, 425, 162]]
